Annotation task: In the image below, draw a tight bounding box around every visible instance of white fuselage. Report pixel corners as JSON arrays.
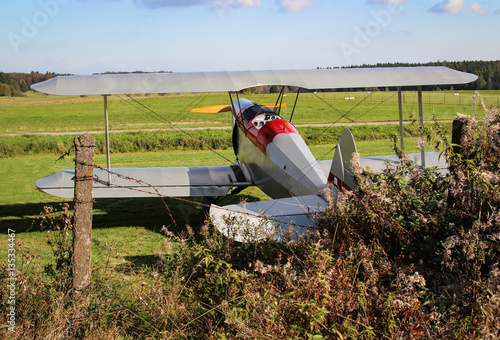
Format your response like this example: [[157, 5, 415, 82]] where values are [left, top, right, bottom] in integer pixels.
[[232, 99, 327, 199]]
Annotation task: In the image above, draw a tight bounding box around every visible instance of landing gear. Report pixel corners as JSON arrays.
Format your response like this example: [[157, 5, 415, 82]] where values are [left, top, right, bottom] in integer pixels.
[[202, 196, 218, 216]]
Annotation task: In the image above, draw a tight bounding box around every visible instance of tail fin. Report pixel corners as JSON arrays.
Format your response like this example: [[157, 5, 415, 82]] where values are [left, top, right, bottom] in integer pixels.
[[328, 128, 357, 191]]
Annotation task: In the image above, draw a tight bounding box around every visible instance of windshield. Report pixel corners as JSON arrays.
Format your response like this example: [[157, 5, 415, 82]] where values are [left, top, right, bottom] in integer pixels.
[[241, 104, 274, 121]]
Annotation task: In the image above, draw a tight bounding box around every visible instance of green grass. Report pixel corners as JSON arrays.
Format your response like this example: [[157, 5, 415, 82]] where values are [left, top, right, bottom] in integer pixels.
[[8, 227, 167, 271], [0, 129, 234, 158]]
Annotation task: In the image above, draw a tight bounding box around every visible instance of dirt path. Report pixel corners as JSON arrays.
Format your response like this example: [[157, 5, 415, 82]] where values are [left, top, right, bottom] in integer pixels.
[[2, 120, 450, 136]]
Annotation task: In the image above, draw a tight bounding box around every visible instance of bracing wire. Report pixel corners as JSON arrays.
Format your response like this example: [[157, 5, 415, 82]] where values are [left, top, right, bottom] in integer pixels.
[[313, 92, 355, 123], [116, 94, 173, 127], [350, 92, 397, 122], [314, 91, 374, 138], [312, 91, 398, 163], [115, 94, 234, 164], [169, 92, 213, 124], [317, 92, 396, 135]]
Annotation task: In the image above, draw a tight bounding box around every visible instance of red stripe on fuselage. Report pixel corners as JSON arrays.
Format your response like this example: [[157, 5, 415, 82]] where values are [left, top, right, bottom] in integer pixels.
[[235, 105, 301, 154], [257, 119, 299, 148]]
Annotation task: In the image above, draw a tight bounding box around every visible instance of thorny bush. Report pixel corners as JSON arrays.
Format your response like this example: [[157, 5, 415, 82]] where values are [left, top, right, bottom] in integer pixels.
[[319, 93, 500, 339]]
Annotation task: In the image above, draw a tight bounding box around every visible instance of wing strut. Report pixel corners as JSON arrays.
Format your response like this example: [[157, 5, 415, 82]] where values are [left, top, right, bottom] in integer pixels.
[[417, 86, 425, 167], [397, 87, 404, 152], [104, 95, 111, 184], [289, 87, 301, 123], [397, 87, 425, 167], [273, 86, 286, 115]]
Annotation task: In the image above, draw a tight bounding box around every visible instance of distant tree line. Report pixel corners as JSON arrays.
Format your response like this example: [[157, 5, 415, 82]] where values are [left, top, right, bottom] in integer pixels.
[[0, 71, 57, 97], [0, 70, 174, 97], [318, 60, 500, 91]]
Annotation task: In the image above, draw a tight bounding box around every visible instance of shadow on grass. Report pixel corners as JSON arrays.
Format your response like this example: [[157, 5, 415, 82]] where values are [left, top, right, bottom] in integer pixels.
[[113, 255, 160, 274], [0, 191, 260, 235]]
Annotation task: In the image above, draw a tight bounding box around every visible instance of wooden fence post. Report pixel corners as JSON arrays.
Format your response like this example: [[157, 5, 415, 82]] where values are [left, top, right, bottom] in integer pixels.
[[73, 133, 95, 299]]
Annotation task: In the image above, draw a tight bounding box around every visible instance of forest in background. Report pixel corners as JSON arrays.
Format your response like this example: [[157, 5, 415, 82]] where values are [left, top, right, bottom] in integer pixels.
[[0, 71, 56, 97], [1, 60, 499, 97], [340, 60, 500, 91]]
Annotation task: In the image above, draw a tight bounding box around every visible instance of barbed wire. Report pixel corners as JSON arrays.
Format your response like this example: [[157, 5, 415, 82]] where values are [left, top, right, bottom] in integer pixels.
[[93, 164, 178, 227], [49, 133, 318, 234], [55, 145, 75, 163], [89, 163, 320, 231]]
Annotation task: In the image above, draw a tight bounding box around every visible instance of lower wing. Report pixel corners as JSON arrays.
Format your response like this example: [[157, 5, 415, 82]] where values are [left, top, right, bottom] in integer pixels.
[[318, 151, 448, 177], [35, 165, 252, 198], [210, 194, 330, 242]]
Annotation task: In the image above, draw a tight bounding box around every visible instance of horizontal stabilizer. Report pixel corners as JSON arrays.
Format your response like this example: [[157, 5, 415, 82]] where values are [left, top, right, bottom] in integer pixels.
[[35, 165, 252, 199], [210, 195, 328, 242], [359, 152, 448, 174]]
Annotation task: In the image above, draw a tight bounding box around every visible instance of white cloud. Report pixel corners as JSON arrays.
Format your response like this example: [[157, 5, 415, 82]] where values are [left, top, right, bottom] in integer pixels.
[[469, 2, 487, 14], [429, 0, 464, 14], [367, 0, 407, 4], [276, 0, 315, 12], [235, 0, 262, 8], [134, 0, 210, 8], [216, 0, 261, 8], [134, 0, 260, 9], [443, 0, 465, 14], [429, 0, 489, 15]]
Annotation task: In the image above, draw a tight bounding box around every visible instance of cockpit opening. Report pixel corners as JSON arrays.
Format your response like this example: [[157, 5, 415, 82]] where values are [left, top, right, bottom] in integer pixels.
[[241, 104, 274, 121], [251, 112, 281, 129], [234, 99, 284, 131]]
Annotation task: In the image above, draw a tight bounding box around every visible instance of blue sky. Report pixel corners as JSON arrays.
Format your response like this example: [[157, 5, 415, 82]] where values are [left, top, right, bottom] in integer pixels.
[[1, 0, 499, 74]]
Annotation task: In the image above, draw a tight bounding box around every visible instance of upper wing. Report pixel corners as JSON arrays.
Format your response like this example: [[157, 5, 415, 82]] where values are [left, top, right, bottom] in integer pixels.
[[36, 165, 252, 199], [31, 67, 477, 96]]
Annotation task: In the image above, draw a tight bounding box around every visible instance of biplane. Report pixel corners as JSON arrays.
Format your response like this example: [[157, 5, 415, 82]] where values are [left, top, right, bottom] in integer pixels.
[[32, 67, 477, 241]]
